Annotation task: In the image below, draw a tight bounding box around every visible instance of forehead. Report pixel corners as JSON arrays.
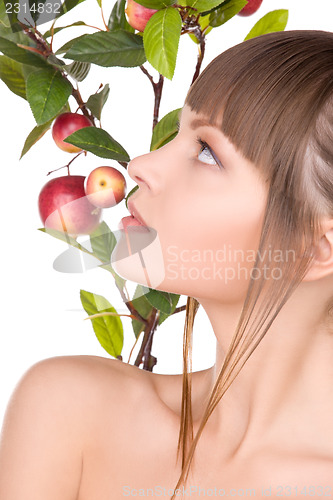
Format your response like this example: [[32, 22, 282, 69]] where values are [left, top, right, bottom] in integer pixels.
[[179, 105, 221, 130]]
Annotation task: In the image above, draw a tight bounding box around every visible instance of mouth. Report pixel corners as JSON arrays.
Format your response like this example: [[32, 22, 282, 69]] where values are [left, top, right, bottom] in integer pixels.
[[127, 198, 148, 226], [118, 198, 149, 231]]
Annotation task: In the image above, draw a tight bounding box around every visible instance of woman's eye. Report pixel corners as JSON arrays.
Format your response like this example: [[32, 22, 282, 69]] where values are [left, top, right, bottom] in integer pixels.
[[197, 140, 218, 166]]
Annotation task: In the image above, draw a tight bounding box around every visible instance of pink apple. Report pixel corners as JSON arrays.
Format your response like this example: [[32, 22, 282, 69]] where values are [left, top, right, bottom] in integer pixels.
[[238, 0, 263, 16], [125, 0, 158, 32], [38, 175, 101, 236], [85, 166, 127, 208], [52, 112, 92, 153]]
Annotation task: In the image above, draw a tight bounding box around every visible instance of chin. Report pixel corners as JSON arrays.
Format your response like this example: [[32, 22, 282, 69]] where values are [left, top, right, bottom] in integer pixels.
[[111, 228, 166, 289]]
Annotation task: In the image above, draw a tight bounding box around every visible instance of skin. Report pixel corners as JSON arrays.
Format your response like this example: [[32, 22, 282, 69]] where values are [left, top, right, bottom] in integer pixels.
[[0, 105, 333, 499]]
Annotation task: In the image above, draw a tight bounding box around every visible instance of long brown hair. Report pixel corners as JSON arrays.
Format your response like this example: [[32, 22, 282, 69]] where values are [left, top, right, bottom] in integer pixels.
[[174, 30, 333, 493]]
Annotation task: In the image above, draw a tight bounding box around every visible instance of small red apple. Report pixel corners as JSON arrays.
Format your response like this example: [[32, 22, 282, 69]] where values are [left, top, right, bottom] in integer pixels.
[[238, 0, 263, 16], [38, 175, 101, 236], [125, 0, 158, 32], [85, 166, 127, 208], [52, 113, 92, 153]]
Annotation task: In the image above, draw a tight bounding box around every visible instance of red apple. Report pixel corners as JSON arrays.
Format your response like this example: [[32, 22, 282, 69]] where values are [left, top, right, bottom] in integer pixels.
[[238, 0, 263, 16], [38, 175, 101, 236], [125, 0, 158, 32], [52, 113, 92, 153], [85, 166, 127, 208]]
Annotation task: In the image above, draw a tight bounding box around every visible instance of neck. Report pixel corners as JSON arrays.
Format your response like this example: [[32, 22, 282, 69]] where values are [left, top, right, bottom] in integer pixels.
[[196, 279, 333, 459]]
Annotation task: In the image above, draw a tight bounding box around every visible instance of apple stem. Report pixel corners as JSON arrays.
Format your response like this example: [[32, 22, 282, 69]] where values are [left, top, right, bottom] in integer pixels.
[[99, 0, 109, 31], [46, 151, 84, 176]]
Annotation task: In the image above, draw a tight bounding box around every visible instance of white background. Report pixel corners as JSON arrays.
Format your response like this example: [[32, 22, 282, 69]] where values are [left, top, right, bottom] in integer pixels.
[[0, 0, 332, 425]]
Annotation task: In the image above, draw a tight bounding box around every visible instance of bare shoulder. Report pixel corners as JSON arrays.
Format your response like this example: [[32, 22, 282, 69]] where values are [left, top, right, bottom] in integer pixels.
[[7, 354, 157, 414], [2, 355, 214, 430]]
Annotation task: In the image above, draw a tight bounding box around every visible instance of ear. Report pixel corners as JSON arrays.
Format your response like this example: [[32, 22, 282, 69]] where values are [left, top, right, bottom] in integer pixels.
[[303, 219, 333, 282]]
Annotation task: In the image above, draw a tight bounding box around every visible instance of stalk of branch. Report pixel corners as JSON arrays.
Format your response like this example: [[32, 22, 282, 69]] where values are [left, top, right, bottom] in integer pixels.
[[114, 280, 149, 325], [127, 331, 143, 364], [191, 32, 206, 85], [134, 308, 160, 371], [99, 0, 109, 31], [71, 87, 95, 124], [173, 305, 186, 314], [140, 66, 164, 130]]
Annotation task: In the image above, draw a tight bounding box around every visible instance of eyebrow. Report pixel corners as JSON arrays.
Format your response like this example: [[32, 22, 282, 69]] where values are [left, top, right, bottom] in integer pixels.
[[177, 109, 219, 131], [190, 118, 214, 129]]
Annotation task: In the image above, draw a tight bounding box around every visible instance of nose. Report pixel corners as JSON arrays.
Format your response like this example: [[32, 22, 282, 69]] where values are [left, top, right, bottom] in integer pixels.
[[127, 150, 163, 195]]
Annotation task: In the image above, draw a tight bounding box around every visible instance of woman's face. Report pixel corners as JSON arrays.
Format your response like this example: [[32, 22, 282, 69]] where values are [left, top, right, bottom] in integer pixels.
[[112, 105, 268, 304]]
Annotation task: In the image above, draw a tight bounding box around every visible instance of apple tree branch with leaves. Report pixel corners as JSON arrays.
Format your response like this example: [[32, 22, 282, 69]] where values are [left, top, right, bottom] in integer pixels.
[[0, 0, 288, 371]]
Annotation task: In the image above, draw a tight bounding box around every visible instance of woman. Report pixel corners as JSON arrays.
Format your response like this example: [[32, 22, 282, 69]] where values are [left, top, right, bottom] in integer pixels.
[[0, 30, 332, 499]]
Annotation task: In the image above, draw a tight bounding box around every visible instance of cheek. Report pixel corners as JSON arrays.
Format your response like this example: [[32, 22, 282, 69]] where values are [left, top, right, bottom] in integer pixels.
[[158, 189, 267, 302]]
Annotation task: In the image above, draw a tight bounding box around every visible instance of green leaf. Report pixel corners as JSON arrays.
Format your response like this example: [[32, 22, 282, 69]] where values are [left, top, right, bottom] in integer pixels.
[[125, 185, 139, 209], [186, 0, 226, 13], [46, 53, 66, 68], [0, 55, 26, 98], [131, 285, 154, 338], [209, 0, 247, 27], [26, 68, 72, 125], [20, 119, 53, 158], [64, 60, 91, 82], [96, 0, 102, 7], [89, 221, 116, 264], [20, 102, 70, 158], [158, 293, 180, 325], [99, 263, 127, 289], [244, 9, 288, 41], [0, 1, 11, 27], [143, 8, 181, 80], [108, 0, 134, 32], [65, 30, 146, 68], [86, 84, 110, 121], [80, 289, 123, 358], [134, 0, 174, 8], [0, 36, 48, 67], [55, 34, 84, 55], [39, 227, 84, 249], [141, 286, 173, 314], [43, 21, 88, 39], [40, 224, 125, 289], [65, 127, 130, 162], [150, 108, 180, 151]]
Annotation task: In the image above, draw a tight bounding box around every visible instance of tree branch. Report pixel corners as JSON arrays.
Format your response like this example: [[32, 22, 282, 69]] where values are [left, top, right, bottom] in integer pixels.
[[134, 308, 160, 371], [140, 66, 164, 130]]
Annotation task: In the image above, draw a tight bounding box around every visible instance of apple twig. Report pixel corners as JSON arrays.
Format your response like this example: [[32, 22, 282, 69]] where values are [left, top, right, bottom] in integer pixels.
[[173, 305, 187, 314], [140, 65, 164, 130], [127, 331, 143, 364], [134, 308, 160, 371], [99, 0, 109, 31]]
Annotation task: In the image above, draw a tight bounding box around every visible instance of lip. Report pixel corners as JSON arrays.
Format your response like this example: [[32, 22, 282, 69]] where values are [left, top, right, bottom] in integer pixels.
[[127, 198, 148, 227]]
